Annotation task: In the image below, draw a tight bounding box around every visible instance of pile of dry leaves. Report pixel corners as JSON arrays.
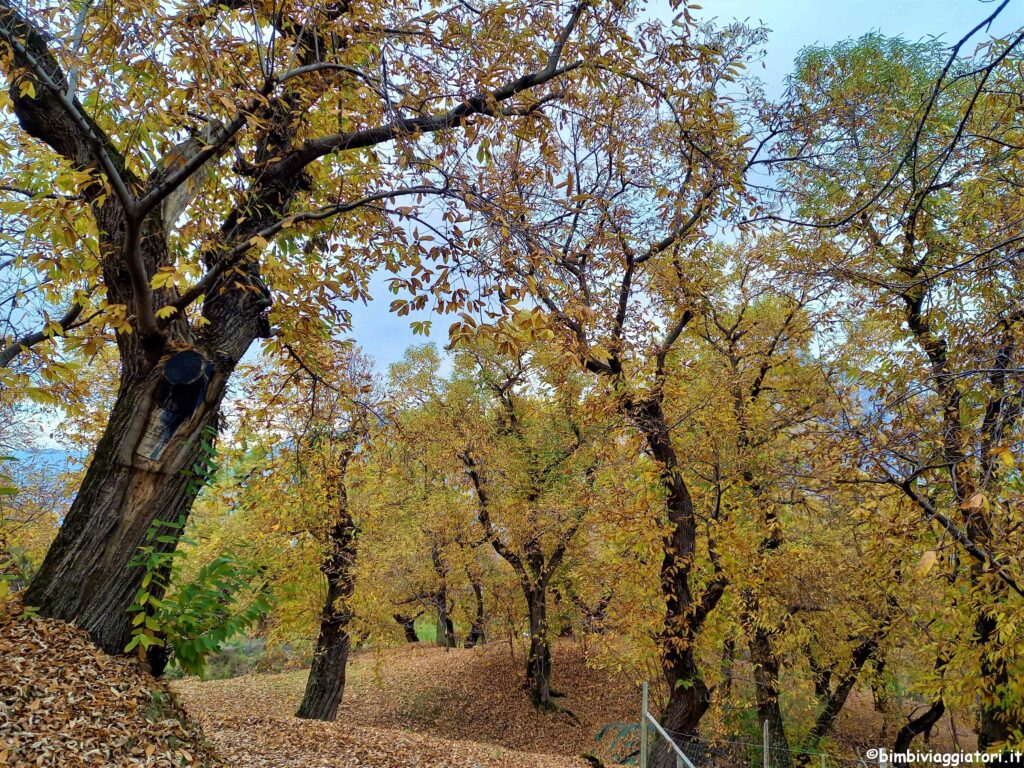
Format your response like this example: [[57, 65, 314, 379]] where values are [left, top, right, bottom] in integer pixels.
[[0, 598, 219, 767]]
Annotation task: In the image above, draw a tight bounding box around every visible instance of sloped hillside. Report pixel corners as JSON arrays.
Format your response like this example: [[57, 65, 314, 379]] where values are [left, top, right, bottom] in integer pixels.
[[172, 640, 639, 767], [0, 599, 219, 767]]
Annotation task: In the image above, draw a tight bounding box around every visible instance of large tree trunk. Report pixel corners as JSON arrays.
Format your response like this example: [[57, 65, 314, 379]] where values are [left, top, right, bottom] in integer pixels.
[[525, 585, 553, 708], [297, 447, 358, 721], [23, 346, 234, 654], [22, 118, 284, 656]]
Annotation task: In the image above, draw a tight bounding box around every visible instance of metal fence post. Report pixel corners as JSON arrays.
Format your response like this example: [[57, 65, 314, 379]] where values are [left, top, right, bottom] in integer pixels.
[[640, 682, 649, 768], [763, 720, 769, 768]]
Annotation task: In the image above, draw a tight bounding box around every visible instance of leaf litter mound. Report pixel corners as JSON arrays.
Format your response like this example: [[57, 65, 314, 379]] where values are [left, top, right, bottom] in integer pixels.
[[0, 598, 219, 767]]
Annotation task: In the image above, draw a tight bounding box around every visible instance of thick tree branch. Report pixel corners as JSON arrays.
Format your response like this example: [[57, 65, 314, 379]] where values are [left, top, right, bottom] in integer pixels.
[[283, 2, 588, 169]]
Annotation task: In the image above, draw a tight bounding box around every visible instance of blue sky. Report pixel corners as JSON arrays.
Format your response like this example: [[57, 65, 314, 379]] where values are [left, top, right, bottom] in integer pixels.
[[347, 0, 1024, 372]]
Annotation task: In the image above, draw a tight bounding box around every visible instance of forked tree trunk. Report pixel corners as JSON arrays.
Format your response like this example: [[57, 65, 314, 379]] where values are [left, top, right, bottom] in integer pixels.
[[296, 544, 354, 720], [297, 449, 357, 721], [525, 585, 553, 708], [798, 638, 879, 766], [901, 289, 1014, 747], [460, 445, 577, 710]]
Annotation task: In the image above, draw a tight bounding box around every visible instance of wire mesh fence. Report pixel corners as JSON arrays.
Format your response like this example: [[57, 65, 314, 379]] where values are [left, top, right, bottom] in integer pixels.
[[635, 681, 878, 768], [655, 726, 873, 768]]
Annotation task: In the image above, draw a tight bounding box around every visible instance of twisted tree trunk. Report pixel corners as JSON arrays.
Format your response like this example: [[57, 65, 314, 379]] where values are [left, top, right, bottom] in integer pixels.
[[394, 612, 421, 643], [623, 396, 726, 767], [894, 700, 944, 753]]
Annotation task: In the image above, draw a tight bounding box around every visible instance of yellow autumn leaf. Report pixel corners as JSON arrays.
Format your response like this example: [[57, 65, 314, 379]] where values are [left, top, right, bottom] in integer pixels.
[[916, 550, 938, 577]]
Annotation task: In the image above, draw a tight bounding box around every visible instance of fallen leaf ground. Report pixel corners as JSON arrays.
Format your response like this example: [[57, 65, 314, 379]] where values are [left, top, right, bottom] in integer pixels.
[[171, 640, 638, 768], [0, 599, 218, 767], [1, 605, 980, 768]]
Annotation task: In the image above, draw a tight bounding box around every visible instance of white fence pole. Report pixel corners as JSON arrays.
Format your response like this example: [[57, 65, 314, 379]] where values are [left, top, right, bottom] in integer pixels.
[[763, 720, 769, 768], [645, 711, 697, 768], [640, 682, 649, 768]]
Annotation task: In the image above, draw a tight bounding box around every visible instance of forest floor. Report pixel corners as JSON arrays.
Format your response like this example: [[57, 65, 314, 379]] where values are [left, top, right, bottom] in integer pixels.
[[0, 599, 979, 768], [0, 599, 219, 768], [172, 639, 977, 768], [172, 639, 635, 768]]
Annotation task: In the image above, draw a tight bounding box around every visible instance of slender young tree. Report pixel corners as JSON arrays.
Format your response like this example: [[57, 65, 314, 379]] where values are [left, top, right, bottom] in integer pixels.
[[240, 340, 377, 721], [456, 356, 595, 707]]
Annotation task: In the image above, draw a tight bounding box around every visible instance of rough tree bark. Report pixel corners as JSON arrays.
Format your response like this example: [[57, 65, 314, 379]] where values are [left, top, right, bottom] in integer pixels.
[[296, 447, 357, 721], [6, 0, 297, 654]]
